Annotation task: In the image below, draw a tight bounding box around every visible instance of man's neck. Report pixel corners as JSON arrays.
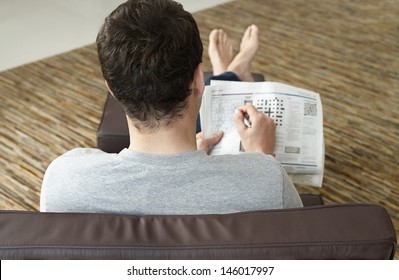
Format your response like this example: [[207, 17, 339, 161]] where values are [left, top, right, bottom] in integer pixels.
[[125, 81, 203, 155], [127, 117, 198, 155]]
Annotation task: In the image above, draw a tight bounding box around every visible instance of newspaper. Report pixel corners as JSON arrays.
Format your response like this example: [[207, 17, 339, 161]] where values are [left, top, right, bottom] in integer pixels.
[[200, 80, 324, 187]]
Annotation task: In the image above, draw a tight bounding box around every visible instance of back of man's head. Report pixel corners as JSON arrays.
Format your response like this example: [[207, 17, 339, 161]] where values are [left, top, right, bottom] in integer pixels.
[[97, 0, 203, 130]]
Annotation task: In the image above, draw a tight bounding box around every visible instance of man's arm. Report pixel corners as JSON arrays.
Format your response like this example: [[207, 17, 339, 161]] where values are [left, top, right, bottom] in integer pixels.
[[281, 168, 303, 208]]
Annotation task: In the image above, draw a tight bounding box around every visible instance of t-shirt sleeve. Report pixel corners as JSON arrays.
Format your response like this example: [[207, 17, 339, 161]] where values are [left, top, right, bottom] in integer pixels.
[[281, 167, 303, 208], [58, 148, 106, 157], [40, 157, 58, 212], [40, 148, 106, 212]]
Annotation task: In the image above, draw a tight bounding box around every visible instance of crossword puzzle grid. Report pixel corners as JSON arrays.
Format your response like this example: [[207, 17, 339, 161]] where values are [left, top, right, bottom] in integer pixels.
[[254, 97, 285, 126], [211, 98, 243, 132], [211, 96, 286, 130]]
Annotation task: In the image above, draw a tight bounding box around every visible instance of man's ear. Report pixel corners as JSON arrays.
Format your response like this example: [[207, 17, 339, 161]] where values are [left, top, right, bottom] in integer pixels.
[[193, 63, 205, 97], [104, 80, 116, 99]]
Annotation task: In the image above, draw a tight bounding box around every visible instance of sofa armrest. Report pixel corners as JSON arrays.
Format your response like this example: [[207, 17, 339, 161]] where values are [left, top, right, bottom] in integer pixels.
[[0, 204, 396, 260]]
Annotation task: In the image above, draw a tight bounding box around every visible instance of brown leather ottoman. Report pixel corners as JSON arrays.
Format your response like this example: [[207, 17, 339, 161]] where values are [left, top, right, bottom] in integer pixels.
[[97, 73, 265, 153]]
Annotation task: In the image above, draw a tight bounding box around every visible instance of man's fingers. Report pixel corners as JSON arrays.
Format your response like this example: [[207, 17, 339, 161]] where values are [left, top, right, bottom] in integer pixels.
[[234, 109, 247, 131], [208, 131, 224, 145], [236, 104, 261, 128], [237, 104, 258, 116], [196, 131, 223, 154]]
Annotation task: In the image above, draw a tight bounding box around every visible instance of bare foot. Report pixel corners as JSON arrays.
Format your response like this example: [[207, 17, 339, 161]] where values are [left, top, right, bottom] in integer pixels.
[[208, 29, 234, 76], [227, 25, 259, 81]]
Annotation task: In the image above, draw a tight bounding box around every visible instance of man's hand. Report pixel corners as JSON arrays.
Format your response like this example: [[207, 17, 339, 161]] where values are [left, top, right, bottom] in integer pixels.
[[196, 131, 223, 154], [234, 104, 276, 155]]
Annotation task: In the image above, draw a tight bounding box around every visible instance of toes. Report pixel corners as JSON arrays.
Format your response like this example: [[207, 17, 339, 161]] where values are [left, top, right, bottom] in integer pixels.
[[219, 30, 225, 42], [243, 25, 252, 40], [243, 24, 259, 40], [209, 29, 219, 44], [219, 29, 229, 47], [249, 24, 259, 37], [217, 29, 224, 45]]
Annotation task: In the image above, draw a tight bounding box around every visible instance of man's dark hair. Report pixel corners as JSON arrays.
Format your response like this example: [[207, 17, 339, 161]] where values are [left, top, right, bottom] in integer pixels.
[[96, 0, 203, 129]]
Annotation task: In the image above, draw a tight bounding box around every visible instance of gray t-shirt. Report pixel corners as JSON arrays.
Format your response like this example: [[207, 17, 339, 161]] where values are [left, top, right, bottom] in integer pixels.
[[40, 148, 303, 214]]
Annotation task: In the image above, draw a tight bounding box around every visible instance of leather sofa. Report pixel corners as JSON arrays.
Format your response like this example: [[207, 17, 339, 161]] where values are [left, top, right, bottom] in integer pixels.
[[0, 195, 396, 259], [12, 74, 391, 259]]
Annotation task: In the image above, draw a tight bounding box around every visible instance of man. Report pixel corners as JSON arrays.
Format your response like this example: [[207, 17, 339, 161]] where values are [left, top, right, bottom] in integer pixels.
[[40, 0, 302, 214]]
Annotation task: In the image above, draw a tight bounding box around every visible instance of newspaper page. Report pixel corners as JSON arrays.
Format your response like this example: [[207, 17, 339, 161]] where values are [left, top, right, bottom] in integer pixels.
[[200, 81, 324, 187]]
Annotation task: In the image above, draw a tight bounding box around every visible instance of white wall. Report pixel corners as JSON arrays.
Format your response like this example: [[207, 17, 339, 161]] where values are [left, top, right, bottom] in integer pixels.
[[0, 0, 231, 72]]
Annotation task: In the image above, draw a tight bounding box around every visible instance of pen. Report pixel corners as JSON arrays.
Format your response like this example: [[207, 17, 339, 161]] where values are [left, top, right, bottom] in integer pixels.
[[244, 117, 252, 128]]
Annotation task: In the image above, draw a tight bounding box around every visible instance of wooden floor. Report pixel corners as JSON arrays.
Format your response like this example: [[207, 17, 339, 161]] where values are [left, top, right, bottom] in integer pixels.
[[0, 0, 398, 258]]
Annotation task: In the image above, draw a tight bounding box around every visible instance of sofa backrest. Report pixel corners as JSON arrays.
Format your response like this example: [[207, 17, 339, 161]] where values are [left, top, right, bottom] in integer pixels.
[[0, 204, 396, 259]]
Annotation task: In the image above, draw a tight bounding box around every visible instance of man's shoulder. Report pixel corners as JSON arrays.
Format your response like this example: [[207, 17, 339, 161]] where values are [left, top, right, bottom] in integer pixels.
[[59, 148, 108, 157], [213, 152, 277, 163], [45, 148, 118, 173], [208, 152, 282, 174]]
